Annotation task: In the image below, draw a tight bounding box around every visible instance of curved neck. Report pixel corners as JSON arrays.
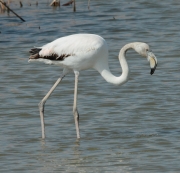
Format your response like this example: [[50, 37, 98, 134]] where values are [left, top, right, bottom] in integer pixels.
[[96, 43, 135, 86]]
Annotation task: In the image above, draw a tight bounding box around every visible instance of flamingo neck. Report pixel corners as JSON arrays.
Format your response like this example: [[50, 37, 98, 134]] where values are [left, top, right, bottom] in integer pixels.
[[98, 43, 134, 86]]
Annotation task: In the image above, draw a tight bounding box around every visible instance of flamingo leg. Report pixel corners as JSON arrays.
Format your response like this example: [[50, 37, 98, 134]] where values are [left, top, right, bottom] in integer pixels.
[[39, 75, 65, 139], [73, 71, 80, 139]]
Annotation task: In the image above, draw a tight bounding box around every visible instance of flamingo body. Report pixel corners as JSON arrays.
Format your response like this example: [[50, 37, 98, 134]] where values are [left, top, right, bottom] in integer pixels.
[[29, 34, 157, 139], [29, 34, 108, 72]]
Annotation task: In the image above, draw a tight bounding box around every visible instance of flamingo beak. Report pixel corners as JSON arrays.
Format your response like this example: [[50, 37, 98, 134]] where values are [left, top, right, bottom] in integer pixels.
[[147, 51, 157, 75]]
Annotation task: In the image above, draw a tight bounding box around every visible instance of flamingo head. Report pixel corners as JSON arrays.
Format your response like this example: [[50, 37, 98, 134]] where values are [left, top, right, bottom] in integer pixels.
[[134, 42, 157, 75]]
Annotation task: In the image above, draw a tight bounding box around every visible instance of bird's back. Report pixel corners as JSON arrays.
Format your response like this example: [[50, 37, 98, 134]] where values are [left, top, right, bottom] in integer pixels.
[[29, 34, 109, 71]]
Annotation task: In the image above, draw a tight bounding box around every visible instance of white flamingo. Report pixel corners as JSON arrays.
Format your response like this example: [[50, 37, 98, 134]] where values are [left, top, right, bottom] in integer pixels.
[[29, 34, 157, 139]]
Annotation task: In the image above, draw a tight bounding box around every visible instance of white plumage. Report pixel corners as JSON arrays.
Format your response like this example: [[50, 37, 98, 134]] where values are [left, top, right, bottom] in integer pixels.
[[29, 33, 157, 139], [29, 34, 106, 71]]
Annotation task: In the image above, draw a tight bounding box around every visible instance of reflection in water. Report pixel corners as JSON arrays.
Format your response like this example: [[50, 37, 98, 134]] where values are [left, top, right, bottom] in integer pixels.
[[37, 138, 82, 172], [38, 138, 130, 172], [40, 138, 46, 150]]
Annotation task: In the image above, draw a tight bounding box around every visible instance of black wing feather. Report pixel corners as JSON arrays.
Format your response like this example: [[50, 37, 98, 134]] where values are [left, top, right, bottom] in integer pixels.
[[29, 48, 71, 61]]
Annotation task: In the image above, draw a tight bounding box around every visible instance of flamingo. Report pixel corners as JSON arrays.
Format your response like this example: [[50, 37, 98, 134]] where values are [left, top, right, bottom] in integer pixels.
[[29, 34, 157, 139]]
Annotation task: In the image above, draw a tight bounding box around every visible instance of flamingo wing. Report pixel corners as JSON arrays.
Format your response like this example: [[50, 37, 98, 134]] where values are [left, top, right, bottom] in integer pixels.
[[29, 34, 104, 61]]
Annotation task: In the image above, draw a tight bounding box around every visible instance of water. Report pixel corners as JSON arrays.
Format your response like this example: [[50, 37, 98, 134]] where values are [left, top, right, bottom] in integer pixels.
[[0, 0, 180, 172]]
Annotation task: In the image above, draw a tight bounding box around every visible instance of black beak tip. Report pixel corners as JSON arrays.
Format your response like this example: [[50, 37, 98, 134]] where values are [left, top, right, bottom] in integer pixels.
[[150, 68, 155, 75], [150, 63, 157, 75]]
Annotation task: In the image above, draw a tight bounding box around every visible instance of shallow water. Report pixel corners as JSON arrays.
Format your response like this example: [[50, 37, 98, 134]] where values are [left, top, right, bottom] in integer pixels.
[[0, 0, 180, 172]]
